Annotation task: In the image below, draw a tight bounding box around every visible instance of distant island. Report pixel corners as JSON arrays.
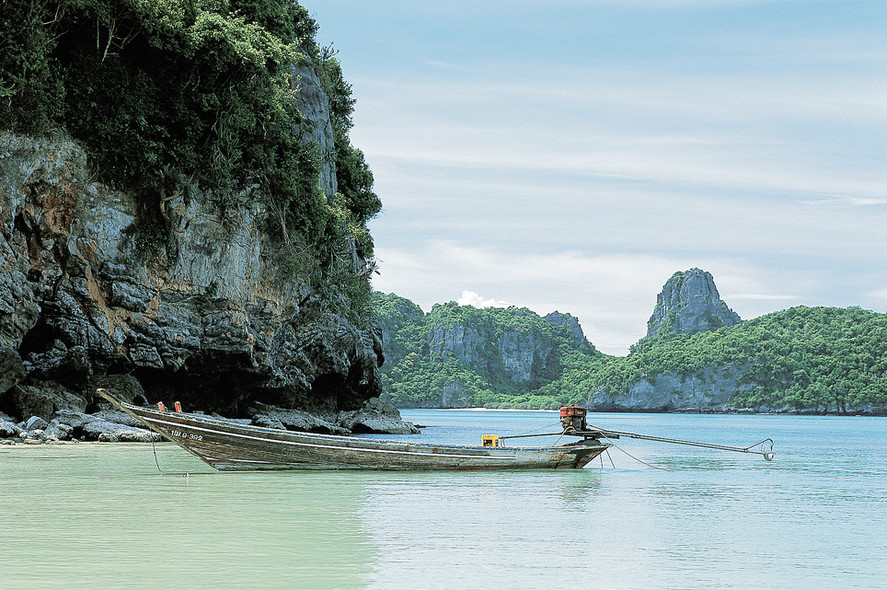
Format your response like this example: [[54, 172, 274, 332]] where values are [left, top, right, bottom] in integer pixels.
[[376, 268, 887, 415]]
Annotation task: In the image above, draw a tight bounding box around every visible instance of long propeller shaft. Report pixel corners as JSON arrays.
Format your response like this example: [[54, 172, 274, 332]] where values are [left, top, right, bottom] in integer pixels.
[[590, 428, 775, 460]]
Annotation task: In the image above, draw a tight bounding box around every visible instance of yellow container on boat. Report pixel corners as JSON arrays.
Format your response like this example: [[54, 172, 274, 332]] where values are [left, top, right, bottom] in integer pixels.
[[481, 435, 499, 447]]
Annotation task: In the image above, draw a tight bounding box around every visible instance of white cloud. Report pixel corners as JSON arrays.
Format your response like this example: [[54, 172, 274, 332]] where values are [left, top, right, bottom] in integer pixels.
[[457, 291, 511, 309]]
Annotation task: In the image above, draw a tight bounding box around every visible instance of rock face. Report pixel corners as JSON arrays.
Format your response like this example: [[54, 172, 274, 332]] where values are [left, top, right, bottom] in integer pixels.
[[497, 327, 553, 384], [291, 57, 337, 197], [0, 83, 410, 436], [426, 312, 557, 391], [544, 312, 587, 348], [392, 304, 581, 408], [646, 269, 740, 339], [428, 323, 487, 369], [590, 366, 753, 412], [592, 269, 746, 412]]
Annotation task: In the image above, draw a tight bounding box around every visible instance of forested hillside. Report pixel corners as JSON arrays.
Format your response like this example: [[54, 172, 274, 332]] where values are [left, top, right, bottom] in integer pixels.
[[600, 306, 887, 413], [377, 292, 887, 414], [376, 294, 604, 409]]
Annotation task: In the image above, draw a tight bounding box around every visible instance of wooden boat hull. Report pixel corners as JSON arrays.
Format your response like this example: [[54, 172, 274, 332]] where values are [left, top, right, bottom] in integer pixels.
[[98, 390, 609, 471]]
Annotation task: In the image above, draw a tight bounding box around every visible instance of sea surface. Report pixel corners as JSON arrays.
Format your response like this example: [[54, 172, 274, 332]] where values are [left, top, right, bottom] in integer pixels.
[[1, 411, 885, 589]]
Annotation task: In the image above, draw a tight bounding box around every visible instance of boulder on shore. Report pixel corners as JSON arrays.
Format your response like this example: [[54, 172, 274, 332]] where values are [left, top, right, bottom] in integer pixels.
[[337, 397, 420, 434]]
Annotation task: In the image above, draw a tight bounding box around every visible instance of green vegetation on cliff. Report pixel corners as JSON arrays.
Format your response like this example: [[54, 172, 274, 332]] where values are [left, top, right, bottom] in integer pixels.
[[605, 305, 887, 412], [376, 294, 604, 409], [0, 0, 379, 315], [377, 293, 887, 413]]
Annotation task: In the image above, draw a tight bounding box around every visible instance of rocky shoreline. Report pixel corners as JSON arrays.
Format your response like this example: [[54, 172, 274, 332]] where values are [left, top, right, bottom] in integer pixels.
[[0, 408, 161, 445], [5, 401, 881, 446], [0, 394, 418, 446]]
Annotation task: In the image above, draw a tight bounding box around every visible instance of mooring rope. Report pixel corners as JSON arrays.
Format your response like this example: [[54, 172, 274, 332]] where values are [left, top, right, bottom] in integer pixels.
[[601, 434, 673, 471], [150, 434, 165, 475], [604, 448, 616, 469], [519, 421, 564, 439], [498, 421, 566, 446]]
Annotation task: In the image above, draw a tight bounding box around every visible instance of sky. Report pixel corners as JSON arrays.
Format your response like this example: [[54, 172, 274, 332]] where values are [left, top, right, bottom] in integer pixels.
[[302, 0, 887, 355]]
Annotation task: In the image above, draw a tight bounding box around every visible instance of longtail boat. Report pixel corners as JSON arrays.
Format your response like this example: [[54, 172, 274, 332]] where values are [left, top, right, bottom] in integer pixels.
[[96, 389, 610, 471]]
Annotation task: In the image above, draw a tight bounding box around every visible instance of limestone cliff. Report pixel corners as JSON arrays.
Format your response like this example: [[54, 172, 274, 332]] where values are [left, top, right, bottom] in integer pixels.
[[0, 127, 406, 434], [425, 316, 556, 387], [424, 310, 561, 407], [0, 2, 418, 439], [590, 366, 754, 413], [376, 295, 597, 409], [544, 312, 587, 348], [588, 269, 744, 412], [646, 268, 740, 339]]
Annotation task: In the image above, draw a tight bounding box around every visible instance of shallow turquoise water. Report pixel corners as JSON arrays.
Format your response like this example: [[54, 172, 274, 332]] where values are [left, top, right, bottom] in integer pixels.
[[2, 411, 885, 589]]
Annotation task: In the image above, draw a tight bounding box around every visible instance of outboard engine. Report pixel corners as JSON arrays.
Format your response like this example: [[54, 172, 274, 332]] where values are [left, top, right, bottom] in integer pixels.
[[559, 405, 588, 433]]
